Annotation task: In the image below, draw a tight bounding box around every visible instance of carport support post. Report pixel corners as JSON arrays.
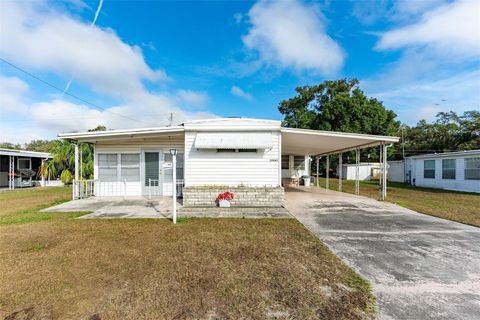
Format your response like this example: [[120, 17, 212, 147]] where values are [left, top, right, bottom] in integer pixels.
[[381, 143, 388, 201], [171, 149, 177, 224], [326, 155, 330, 190], [316, 156, 319, 187], [355, 149, 360, 195], [74, 143, 79, 200], [338, 153, 343, 192]]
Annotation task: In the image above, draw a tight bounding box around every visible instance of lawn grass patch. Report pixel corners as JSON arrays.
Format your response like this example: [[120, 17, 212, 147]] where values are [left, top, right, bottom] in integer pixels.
[[0, 186, 87, 225], [0, 188, 375, 319], [316, 178, 480, 227]]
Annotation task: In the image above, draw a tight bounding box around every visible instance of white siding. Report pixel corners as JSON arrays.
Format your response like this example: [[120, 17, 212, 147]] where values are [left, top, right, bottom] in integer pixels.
[[388, 161, 405, 182], [94, 137, 184, 197], [184, 131, 281, 187], [341, 164, 379, 180], [409, 155, 480, 193]]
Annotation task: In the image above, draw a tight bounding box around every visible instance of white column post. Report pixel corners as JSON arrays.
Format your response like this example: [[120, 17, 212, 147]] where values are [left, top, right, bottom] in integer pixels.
[[41, 159, 45, 187], [171, 149, 177, 224], [9, 155, 14, 190], [355, 149, 360, 195], [379, 144, 383, 200], [326, 155, 330, 190], [74, 143, 79, 199], [381, 143, 388, 201], [338, 153, 343, 192], [316, 156, 319, 187]]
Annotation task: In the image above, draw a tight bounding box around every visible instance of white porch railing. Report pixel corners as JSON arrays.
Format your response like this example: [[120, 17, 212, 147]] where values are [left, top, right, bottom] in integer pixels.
[[72, 179, 185, 200], [147, 178, 184, 199], [73, 179, 128, 200], [73, 179, 97, 200]]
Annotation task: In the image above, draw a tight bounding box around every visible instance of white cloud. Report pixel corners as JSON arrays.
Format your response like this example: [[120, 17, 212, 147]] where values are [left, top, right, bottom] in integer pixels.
[[242, 0, 344, 75], [176, 89, 209, 107], [230, 86, 253, 101], [376, 0, 480, 59], [0, 76, 30, 114], [0, 1, 166, 98], [0, 1, 215, 143]]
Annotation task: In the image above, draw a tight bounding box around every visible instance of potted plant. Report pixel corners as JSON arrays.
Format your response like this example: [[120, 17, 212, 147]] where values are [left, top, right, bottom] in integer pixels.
[[216, 191, 234, 207]]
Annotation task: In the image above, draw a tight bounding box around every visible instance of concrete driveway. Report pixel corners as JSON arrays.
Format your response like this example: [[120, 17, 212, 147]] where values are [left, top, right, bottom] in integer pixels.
[[285, 187, 480, 320]]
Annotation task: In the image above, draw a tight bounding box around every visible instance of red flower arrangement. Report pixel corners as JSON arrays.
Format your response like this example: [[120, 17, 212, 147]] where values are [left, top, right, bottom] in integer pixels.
[[216, 191, 234, 202]]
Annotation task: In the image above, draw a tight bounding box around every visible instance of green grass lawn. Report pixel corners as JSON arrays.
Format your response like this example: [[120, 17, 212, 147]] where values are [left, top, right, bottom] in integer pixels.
[[0, 187, 375, 319], [316, 178, 480, 227]]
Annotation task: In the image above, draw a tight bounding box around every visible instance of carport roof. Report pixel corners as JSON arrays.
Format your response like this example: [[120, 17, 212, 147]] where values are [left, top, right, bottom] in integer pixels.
[[281, 128, 399, 156], [58, 118, 399, 154]]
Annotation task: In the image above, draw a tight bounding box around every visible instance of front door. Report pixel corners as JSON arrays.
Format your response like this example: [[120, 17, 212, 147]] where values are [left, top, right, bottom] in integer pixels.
[[144, 151, 162, 196]]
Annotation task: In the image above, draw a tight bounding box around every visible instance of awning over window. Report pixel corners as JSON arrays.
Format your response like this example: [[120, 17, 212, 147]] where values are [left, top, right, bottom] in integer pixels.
[[194, 132, 273, 149]]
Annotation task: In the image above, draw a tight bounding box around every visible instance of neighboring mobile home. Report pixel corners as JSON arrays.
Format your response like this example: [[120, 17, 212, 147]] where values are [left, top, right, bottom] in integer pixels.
[[338, 163, 380, 181], [59, 118, 399, 206], [0, 148, 52, 189], [405, 150, 480, 193]]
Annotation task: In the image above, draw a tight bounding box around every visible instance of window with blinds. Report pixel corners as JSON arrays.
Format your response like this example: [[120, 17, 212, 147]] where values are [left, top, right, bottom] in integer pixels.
[[121, 154, 140, 182], [98, 154, 118, 182], [442, 159, 456, 180], [423, 160, 435, 179], [281, 155, 289, 170], [465, 157, 480, 180], [294, 156, 305, 170]]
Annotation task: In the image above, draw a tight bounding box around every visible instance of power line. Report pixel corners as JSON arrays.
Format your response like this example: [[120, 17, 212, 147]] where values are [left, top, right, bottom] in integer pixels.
[[0, 57, 150, 124]]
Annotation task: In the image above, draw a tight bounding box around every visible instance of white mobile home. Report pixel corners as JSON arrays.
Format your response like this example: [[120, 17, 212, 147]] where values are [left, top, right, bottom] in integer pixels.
[[405, 150, 480, 193], [0, 148, 52, 189], [59, 118, 399, 206]]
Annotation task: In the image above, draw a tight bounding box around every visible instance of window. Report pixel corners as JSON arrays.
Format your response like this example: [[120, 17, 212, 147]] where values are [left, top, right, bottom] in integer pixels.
[[18, 158, 31, 170], [121, 154, 140, 182], [216, 149, 236, 153], [442, 159, 456, 180], [465, 157, 480, 180], [423, 160, 435, 179], [238, 149, 257, 153], [294, 156, 305, 170], [1, 156, 9, 171], [98, 154, 118, 182], [281, 155, 289, 170]]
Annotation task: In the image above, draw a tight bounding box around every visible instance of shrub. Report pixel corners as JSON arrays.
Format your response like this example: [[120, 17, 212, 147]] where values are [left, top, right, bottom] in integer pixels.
[[60, 169, 73, 185]]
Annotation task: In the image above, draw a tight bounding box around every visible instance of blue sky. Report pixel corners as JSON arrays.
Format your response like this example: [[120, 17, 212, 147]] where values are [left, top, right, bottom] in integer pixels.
[[1, 0, 479, 143]]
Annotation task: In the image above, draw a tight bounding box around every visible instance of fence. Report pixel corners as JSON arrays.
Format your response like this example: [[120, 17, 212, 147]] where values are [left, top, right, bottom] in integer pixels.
[[148, 179, 184, 199], [72, 179, 184, 200]]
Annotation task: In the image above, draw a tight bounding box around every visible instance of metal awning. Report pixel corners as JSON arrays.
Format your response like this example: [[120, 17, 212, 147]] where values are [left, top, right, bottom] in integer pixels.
[[194, 132, 273, 149], [281, 128, 399, 155]]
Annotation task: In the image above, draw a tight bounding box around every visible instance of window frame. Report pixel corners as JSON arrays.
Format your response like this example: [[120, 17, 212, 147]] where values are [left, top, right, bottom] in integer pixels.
[[464, 157, 480, 180], [17, 157, 31, 170], [423, 160, 435, 179], [98, 153, 119, 182], [293, 156, 305, 170], [281, 155, 290, 170], [120, 153, 140, 182], [442, 159, 456, 180]]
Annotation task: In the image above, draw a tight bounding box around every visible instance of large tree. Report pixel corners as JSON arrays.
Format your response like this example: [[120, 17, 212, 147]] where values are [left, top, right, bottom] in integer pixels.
[[278, 79, 400, 136]]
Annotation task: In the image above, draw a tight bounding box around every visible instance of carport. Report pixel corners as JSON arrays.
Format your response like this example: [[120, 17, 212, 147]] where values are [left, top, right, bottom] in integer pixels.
[[281, 128, 399, 200]]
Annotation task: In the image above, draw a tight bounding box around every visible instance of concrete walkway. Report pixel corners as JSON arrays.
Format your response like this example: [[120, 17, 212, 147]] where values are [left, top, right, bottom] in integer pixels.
[[285, 186, 480, 320], [43, 197, 292, 219], [43, 197, 176, 219]]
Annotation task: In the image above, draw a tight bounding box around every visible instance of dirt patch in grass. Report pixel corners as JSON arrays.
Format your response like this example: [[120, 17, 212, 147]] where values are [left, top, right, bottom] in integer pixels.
[[317, 178, 480, 227], [0, 189, 375, 319]]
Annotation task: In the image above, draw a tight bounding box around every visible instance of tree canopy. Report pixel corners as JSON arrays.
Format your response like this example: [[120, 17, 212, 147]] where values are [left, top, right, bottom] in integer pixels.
[[278, 79, 400, 136]]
